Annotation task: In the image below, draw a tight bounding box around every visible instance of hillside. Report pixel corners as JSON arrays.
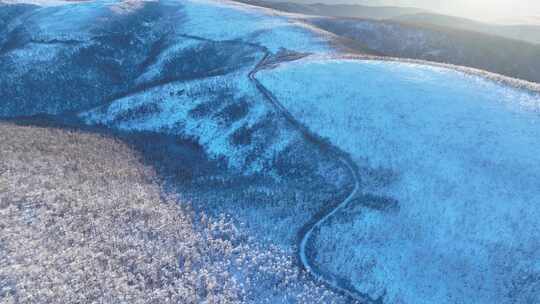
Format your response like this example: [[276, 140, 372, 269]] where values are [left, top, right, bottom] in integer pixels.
[[240, 0, 540, 45], [307, 17, 540, 83], [235, 0, 426, 19], [0, 1, 353, 302], [257, 57, 540, 304], [0, 0, 331, 173], [393, 13, 540, 45], [0, 122, 345, 303], [239, 0, 540, 83], [1, 0, 540, 303]]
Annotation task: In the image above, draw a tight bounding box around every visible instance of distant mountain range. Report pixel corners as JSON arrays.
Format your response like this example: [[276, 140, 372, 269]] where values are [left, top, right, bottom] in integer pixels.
[[394, 13, 540, 45], [238, 0, 540, 83], [239, 0, 426, 19], [239, 0, 540, 45], [495, 15, 540, 26]]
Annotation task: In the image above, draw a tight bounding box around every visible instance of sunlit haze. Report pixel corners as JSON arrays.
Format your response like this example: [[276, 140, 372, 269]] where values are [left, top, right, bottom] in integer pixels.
[[291, 0, 540, 23]]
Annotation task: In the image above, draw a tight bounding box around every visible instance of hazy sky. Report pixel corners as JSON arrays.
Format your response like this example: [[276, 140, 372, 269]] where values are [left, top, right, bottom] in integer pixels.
[[392, 0, 540, 20], [295, 0, 540, 22]]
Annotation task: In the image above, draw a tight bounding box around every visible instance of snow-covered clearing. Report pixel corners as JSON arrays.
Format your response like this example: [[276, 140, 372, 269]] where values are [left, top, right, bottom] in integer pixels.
[[257, 58, 540, 303]]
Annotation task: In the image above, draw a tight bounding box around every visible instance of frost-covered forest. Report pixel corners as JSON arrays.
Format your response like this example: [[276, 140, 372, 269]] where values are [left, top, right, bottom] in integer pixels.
[[0, 122, 347, 304], [1, 0, 540, 303], [258, 58, 540, 303]]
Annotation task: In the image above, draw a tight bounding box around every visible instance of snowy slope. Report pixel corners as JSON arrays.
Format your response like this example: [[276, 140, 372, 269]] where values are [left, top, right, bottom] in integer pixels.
[[0, 0, 333, 116], [179, 0, 332, 53], [0, 0, 181, 116], [0, 2, 357, 302], [257, 58, 540, 303], [0, 0, 334, 173], [308, 17, 540, 83], [82, 69, 301, 173]]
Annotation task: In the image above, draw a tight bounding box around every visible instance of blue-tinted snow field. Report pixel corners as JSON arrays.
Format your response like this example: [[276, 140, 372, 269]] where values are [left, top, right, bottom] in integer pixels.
[[2, 0, 540, 303], [258, 59, 540, 303]]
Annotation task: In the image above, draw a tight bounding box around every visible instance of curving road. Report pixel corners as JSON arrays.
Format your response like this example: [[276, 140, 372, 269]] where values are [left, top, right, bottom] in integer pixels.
[[249, 52, 371, 303]]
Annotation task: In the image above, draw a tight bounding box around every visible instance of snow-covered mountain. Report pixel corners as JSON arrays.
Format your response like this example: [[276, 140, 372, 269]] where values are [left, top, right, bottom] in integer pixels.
[[258, 57, 540, 303], [234, 1, 540, 83], [307, 17, 540, 83], [1, 1, 540, 303], [0, 0, 332, 173]]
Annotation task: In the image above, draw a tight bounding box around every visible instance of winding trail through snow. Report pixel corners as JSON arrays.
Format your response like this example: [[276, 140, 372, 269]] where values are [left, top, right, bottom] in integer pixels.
[[249, 52, 370, 303], [28, 22, 372, 300]]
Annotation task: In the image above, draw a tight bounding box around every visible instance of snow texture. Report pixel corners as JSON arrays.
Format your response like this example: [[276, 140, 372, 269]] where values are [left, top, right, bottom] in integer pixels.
[[82, 70, 300, 174], [7, 1, 113, 41], [258, 58, 540, 304], [179, 0, 332, 53], [2, 0, 321, 174], [36, 0, 334, 174]]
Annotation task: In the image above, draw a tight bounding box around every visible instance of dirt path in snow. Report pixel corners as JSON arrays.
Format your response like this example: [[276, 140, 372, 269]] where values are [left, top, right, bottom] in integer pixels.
[[249, 52, 374, 304]]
